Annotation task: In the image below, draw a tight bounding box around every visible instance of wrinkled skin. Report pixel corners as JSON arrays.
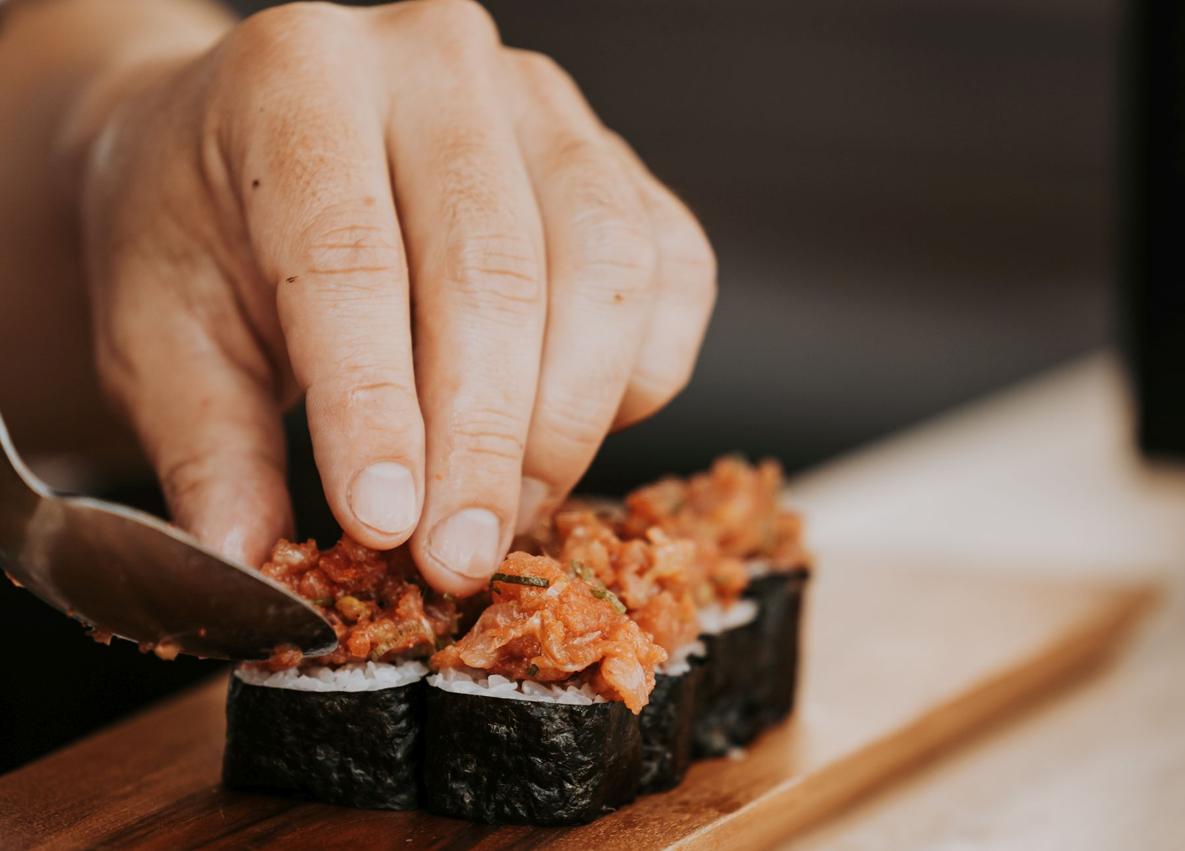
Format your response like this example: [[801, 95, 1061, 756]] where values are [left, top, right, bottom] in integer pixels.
[[551, 511, 699, 654], [431, 553, 665, 713], [258, 536, 457, 670], [1, 0, 717, 598]]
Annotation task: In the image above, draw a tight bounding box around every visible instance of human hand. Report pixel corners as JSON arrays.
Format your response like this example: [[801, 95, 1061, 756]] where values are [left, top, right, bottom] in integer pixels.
[[72, 0, 715, 594]]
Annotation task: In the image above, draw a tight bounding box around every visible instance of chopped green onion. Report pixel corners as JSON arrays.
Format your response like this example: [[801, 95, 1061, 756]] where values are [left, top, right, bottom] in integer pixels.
[[369, 641, 396, 661], [490, 572, 550, 588], [568, 560, 594, 582], [591, 586, 627, 615]]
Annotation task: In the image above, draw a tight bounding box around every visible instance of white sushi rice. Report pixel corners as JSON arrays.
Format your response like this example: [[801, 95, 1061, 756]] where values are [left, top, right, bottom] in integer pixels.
[[745, 558, 773, 579], [234, 660, 427, 693], [659, 640, 706, 676], [697, 598, 758, 635], [427, 667, 606, 705]]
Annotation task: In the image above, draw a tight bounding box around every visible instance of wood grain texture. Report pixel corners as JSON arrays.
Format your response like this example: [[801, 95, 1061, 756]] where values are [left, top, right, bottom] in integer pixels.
[[777, 354, 1185, 851], [0, 559, 1152, 851]]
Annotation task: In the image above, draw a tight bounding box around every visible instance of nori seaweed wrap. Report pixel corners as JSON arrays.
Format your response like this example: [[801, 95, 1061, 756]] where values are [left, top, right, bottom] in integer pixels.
[[639, 662, 703, 793], [692, 611, 766, 757], [691, 568, 809, 756], [423, 685, 642, 825], [745, 567, 810, 726], [223, 667, 424, 810]]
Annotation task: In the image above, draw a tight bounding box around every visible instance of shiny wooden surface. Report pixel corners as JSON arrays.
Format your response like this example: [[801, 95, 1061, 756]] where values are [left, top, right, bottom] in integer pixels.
[[786, 352, 1185, 850], [0, 557, 1149, 849]]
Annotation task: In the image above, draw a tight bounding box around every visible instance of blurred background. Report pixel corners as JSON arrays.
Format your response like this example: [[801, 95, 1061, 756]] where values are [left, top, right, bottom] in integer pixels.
[[0, 0, 1126, 771], [473, 0, 1115, 491]]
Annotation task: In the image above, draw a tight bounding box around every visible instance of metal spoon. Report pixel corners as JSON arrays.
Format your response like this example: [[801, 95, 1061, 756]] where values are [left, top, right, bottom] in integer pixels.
[[0, 411, 335, 660]]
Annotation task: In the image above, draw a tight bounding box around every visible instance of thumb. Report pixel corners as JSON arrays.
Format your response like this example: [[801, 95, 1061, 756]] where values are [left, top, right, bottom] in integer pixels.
[[93, 262, 291, 567]]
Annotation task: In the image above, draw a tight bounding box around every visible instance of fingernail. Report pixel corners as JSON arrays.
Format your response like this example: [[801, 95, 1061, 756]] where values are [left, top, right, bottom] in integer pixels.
[[515, 477, 551, 535], [429, 508, 502, 578], [348, 462, 418, 535]]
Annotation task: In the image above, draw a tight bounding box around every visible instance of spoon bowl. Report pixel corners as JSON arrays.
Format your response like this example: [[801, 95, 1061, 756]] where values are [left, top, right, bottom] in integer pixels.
[[0, 412, 335, 661]]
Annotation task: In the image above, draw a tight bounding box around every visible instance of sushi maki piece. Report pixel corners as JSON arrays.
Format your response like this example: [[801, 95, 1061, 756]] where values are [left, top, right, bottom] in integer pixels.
[[738, 466, 811, 726], [425, 553, 665, 825], [224, 660, 426, 809], [624, 455, 812, 749], [691, 597, 765, 756], [424, 671, 641, 825], [550, 511, 706, 793], [639, 642, 705, 791], [223, 536, 458, 809], [745, 563, 810, 725]]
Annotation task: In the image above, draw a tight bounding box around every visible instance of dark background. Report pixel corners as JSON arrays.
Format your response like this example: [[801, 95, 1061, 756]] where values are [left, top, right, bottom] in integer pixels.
[[238, 0, 1117, 490], [2, 0, 1118, 772], [477, 0, 1114, 490]]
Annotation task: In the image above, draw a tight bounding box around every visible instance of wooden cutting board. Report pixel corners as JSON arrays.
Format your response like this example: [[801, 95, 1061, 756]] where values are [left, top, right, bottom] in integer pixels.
[[0, 554, 1152, 850]]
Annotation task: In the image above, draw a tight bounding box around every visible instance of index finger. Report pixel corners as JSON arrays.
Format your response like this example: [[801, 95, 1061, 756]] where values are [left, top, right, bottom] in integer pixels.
[[223, 7, 425, 550]]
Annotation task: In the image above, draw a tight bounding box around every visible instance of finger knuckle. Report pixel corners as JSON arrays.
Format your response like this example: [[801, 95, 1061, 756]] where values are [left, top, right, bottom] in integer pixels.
[[544, 135, 608, 181], [159, 446, 283, 519], [450, 406, 526, 465], [232, 2, 348, 61], [660, 218, 718, 298], [413, 0, 499, 53], [296, 216, 405, 289], [537, 399, 609, 457], [343, 377, 416, 411], [601, 129, 631, 156], [446, 233, 543, 316], [311, 367, 413, 410], [158, 451, 215, 511], [569, 211, 658, 301], [543, 138, 659, 301], [673, 260, 717, 316], [694, 266, 720, 308], [515, 49, 573, 92], [308, 372, 419, 437]]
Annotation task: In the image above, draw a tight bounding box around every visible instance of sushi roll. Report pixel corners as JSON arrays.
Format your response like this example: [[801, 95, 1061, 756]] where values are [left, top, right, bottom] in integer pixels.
[[425, 553, 664, 825], [551, 512, 706, 793], [224, 660, 426, 809], [224, 536, 458, 809]]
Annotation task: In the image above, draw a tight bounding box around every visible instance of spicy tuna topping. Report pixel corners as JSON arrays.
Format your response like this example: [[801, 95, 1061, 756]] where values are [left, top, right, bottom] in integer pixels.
[[624, 456, 810, 573], [430, 552, 667, 714], [551, 511, 699, 655], [258, 536, 458, 671]]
